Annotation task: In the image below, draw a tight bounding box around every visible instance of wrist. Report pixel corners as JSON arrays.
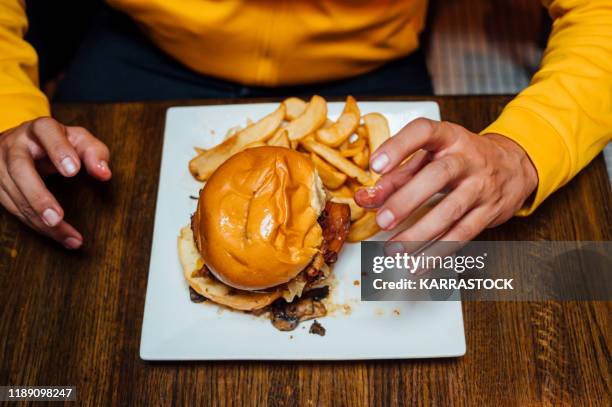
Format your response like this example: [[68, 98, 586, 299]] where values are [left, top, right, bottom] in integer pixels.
[[484, 132, 539, 205]]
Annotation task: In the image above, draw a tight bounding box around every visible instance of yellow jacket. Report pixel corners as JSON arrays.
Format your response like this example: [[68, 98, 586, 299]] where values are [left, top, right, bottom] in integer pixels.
[[0, 0, 610, 214]]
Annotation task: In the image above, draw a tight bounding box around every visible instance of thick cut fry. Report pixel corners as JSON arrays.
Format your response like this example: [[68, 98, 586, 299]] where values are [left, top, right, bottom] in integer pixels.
[[330, 196, 365, 221], [311, 153, 347, 189], [363, 113, 390, 154], [338, 133, 358, 152], [189, 104, 285, 180], [340, 137, 366, 158], [316, 96, 360, 147], [356, 125, 368, 139], [347, 211, 380, 242], [353, 147, 369, 169], [301, 137, 372, 185], [267, 130, 291, 148], [329, 185, 352, 198], [282, 95, 327, 141], [282, 97, 307, 120]]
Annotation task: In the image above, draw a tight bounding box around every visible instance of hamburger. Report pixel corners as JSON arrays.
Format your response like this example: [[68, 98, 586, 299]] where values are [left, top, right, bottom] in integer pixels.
[[178, 146, 351, 330]]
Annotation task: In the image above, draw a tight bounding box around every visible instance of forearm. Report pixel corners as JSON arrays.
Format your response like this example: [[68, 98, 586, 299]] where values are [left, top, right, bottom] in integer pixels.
[[0, 0, 50, 133], [482, 0, 612, 215]]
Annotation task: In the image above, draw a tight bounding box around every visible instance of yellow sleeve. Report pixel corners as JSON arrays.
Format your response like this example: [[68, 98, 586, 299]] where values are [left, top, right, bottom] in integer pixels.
[[482, 0, 612, 215], [0, 0, 50, 133]]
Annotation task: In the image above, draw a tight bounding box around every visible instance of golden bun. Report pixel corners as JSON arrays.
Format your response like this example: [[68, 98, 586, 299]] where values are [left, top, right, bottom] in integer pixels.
[[192, 146, 325, 290]]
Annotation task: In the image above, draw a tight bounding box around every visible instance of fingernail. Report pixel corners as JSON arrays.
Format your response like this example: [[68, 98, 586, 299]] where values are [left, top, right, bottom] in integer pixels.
[[365, 185, 379, 197], [355, 186, 380, 208], [61, 157, 78, 175], [376, 209, 395, 229], [371, 153, 390, 173], [42, 208, 61, 227], [63, 237, 82, 249], [98, 160, 112, 175]]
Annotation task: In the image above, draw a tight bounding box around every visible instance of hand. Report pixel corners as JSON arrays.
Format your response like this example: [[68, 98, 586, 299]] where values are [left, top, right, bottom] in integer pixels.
[[354, 118, 538, 242], [0, 117, 111, 248]]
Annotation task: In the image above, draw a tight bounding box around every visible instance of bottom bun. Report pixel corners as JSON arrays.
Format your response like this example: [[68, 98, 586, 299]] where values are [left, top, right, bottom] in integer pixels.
[[177, 226, 282, 311]]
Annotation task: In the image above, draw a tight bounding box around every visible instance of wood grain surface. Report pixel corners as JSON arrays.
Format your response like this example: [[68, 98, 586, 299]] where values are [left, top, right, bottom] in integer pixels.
[[0, 96, 610, 406]]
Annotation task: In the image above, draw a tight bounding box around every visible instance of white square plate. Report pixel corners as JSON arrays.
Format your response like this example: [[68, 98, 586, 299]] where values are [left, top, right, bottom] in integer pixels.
[[140, 101, 466, 360]]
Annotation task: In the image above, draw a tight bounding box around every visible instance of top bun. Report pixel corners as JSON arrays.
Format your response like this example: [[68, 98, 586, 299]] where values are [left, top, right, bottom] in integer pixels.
[[192, 146, 326, 290]]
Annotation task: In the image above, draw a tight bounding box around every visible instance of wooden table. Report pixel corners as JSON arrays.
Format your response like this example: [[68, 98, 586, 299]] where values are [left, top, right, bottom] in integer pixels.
[[0, 96, 610, 406]]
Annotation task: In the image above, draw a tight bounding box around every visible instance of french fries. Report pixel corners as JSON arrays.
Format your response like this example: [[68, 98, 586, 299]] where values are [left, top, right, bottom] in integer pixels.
[[315, 96, 360, 147], [329, 185, 353, 198], [300, 136, 372, 185], [310, 153, 347, 189], [347, 211, 380, 243], [282, 95, 327, 141], [356, 125, 368, 139], [189, 104, 285, 181], [267, 129, 291, 148], [353, 147, 369, 169], [282, 97, 307, 120], [189, 95, 393, 241], [339, 137, 366, 158], [363, 113, 390, 155], [330, 196, 365, 221]]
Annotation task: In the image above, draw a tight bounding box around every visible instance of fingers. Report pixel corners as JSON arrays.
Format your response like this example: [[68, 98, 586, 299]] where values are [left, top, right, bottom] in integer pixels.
[[355, 149, 431, 208], [29, 117, 81, 177], [369, 118, 456, 174], [29, 119, 111, 180], [389, 181, 480, 242], [0, 118, 107, 249], [43, 220, 83, 249], [375, 154, 467, 230], [0, 172, 83, 249], [6, 147, 65, 227], [66, 126, 111, 181], [438, 206, 492, 242]]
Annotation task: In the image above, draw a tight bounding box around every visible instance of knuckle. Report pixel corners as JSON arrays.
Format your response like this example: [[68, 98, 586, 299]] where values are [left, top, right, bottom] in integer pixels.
[[434, 156, 462, 180], [472, 177, 487, 196], [441, 199, 466, 224], [71, 126, 88, 135], [20, 203, 38, 220], [439, 120, 454, 131], [85, 142, 107, 158], [69, 126, 91, 142], [29, 192, 53, 211], [453, 130, 470, 147], [7, 156, 24, 175], [32, 117, 57, 133], [454, 222, 474, 240], [412, 117, 433, 133], [50, 144, 71, 160]]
